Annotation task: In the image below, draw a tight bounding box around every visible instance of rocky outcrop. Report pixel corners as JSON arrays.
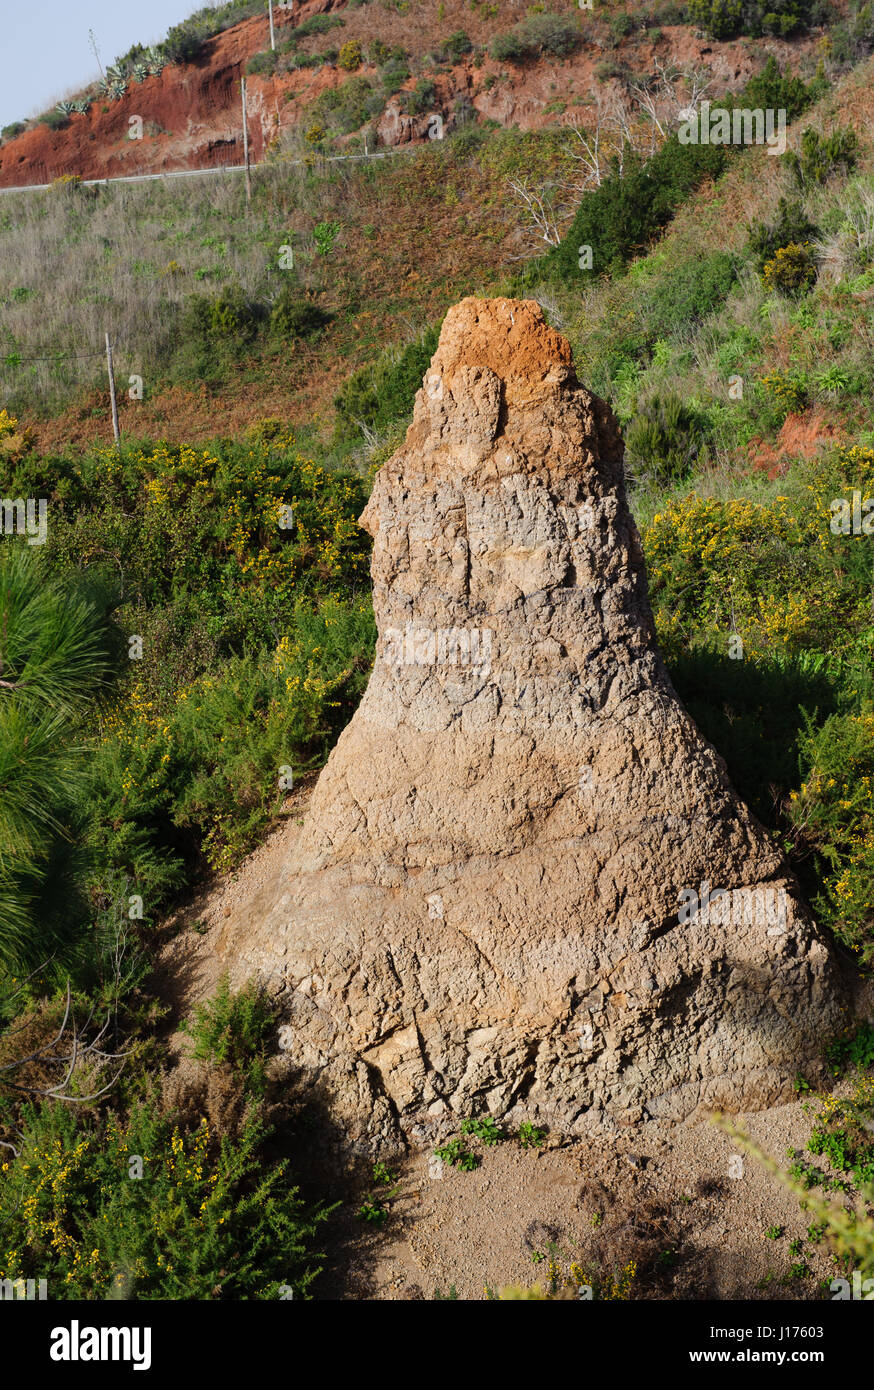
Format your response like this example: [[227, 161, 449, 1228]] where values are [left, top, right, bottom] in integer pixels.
[[219, 297, 847, 1154]]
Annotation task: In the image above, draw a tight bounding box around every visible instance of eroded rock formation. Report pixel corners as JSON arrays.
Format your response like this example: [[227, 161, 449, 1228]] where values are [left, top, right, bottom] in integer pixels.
[[219, 297, 847, 1153]]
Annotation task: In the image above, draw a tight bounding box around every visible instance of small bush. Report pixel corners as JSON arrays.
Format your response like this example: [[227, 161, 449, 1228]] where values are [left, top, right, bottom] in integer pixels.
[[0, 1094, 330, 1299], [434, 1137, 478, 1170], [625, 392, 705, 484], [1, 121, 26, 140], [608, 13, 635, 42], [740, 55, 826, 122], [247, 49, 278, 77], [443, 29, 474, 60], [460, 1116, 505, 1145], [760, 368, 809, 416], [748, 197, 819, 271], [790, 708, 874, 958], [762, 241, 817, 295], [643, 251, 740, 341], [688, 0, 744, 37], [161, 24, 203, 64], [490, 13, 582, 63], [183, 976, 275, 1070], [785, 126, 859, 190], [270, 289, 331, 340], [173, 283, 263, 381], [287, 13, 345, 43], [381, 55, 411, 94], [310, 75, 382, 135], [338, 39, 363, 72], [451, 123, 487, 156], [400, 78, 437, 116], [491, 31, 525, 62], [39, 111, 69, 131]]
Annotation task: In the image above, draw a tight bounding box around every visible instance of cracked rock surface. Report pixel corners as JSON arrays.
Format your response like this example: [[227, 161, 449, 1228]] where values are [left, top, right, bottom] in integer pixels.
[[218, 297, 848, 1154]]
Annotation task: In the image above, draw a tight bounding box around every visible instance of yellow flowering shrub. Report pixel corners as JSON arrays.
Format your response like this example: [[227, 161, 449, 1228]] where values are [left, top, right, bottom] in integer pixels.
[[0, 1095, 329, 1299], [0, 407, 35, 463]]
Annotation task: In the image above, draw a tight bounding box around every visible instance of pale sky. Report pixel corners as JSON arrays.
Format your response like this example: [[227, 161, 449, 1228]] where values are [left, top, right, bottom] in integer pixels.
[[0, 0, 204, 130]]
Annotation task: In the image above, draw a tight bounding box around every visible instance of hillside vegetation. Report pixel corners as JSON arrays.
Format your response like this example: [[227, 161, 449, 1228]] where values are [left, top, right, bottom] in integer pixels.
[[0, 0, 873, 1301]]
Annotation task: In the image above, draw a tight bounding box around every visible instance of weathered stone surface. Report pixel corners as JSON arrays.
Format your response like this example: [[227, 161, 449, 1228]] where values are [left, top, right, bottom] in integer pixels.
[[218, 297, 847, 1154]]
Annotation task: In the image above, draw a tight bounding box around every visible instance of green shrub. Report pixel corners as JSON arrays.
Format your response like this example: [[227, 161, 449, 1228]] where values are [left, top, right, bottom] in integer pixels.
[[182, 976, 275, 1070], [434, 1137, 478, 1170], [172, 284, 263, 382], [39, 111, 69, 132], [1, 122, 25, 140], [5, 430, 374, 904], [460, 1116, 505, 1145], [451, 124, 487, 156], [313, 220, 341, 256], [625, 392, 705, 484], [828, 0, 874, 63], [310, 75, 382, 135], [443, 29, 474, 60], [739, 55, 826, 121], [0, 1094, 330, 1299], [490, 31, 526, 62], [0, 546, 121, 975], [159, 3, 265, 64], [608, 13, 635, 42], [161, 24, 203, 64], [549, 136, 727, 280], [748, 197, 819, 271], [643, 251, 740, 342], [247, 49, 279, 77], [381, 55, 411, 93], [334, 323, 440, 440], [689, 0, 828, 38], [286, 13, 345, 43], [490, 13, 582, 63], [785, 126, 859, 189], [400, 79, 437, 116], [270, 290, 331, 341], [790, 709, 874, 958], [689, 0, 744, 36], [760, 368, 810, 417]]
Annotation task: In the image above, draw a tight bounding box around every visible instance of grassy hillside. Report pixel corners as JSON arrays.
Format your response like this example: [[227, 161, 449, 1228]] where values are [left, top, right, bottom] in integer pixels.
[[1, 0, 874, 1304]]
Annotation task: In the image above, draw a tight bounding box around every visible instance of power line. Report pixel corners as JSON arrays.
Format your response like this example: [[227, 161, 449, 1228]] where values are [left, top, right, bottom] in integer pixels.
[[1, 352, 105, 364]]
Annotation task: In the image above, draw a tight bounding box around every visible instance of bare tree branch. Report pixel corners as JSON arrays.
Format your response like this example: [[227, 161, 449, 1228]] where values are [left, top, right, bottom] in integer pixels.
[[505, 177, 564, 247]]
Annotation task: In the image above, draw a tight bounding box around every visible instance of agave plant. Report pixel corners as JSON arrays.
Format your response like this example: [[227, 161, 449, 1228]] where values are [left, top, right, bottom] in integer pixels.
[[109, 80, 128, 100], [72, 99, 91, 114], [105, 64, 125, 83], [55, 100, 75, 117], [97, 77, 110, 95], [132, 62, 149, 83], [145, 47, 165, 75]]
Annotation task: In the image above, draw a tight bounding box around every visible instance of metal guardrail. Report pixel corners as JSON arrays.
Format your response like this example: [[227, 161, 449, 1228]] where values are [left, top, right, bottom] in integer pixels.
[[0, 146, 407, 197]]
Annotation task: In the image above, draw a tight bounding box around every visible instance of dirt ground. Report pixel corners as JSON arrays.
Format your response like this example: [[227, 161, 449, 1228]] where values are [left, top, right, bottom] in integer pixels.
[[153, 783, 872, 1303], [324, 1096, 858, 1301]]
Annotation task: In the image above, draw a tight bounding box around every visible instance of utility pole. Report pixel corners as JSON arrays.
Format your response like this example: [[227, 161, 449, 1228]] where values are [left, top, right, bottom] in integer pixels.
[[268, 0, 276, 51], [241, 78, 252, 206], [105, 331, 120, 443]]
